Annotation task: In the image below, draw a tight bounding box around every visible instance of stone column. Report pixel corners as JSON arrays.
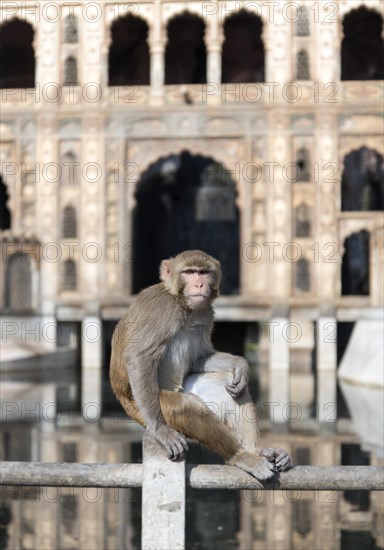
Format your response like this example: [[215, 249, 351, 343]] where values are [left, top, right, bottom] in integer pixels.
[[142, 434, 185, 549], [81, 316, 102, 421], [316, 313, 337, 424], [36, 385, 58, 550], [204, 6, 223, 105], [268, 308, 290, 424], [205, 8, 223, 84], [149, 0, 165, 104]]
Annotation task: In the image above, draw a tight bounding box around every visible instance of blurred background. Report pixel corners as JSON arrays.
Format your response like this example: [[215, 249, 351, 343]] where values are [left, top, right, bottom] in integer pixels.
[[0, 1, 383, 548]]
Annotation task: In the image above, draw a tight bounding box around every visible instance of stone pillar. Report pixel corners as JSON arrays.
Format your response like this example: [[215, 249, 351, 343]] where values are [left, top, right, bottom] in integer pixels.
[[316, 314, 337, 424], [81, 316, 102, 421], [268, 309, 290, 424], [36, 384, 58, 550], [142, 434, 185, 549], [313, 440, 338, 549], [204, 6, 223, 106], [205, 8, 223, 85], [149, 1, 165, 104], [78, 433, 104, 550]]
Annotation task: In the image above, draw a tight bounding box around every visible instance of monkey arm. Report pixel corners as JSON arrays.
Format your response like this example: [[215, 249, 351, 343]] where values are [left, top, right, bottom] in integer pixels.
[[124, 292, 189, 459], [191, 352, 249, 397], [127, 353, 164, 431], [127, 351, 189, 460]]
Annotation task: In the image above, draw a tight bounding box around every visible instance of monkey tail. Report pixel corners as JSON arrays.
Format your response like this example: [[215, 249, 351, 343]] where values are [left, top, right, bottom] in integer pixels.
[[159, 390, 241, 462]]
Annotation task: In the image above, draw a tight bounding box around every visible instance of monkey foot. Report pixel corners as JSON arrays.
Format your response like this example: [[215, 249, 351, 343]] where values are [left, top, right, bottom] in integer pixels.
[[230, 452, 277, 481], [259, 447, 292, 472]]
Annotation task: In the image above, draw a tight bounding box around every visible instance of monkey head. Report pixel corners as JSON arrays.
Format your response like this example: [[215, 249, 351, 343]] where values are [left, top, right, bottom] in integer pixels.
[[160, 250, 222, 309]]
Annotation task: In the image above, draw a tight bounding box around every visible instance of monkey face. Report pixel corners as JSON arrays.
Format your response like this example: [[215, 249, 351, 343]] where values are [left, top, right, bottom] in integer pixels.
[[180, 268, 215, 309], [160, 250, 221, 308]]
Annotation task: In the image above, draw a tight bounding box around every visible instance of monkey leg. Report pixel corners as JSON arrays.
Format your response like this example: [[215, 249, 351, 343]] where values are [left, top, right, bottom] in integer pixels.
[[182, 373, 259, 453], [159, 390, 276, 480], [159, 390, 240, 462]]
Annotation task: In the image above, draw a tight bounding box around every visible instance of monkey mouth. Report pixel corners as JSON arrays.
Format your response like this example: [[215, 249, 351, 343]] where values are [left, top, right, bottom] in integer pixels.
[[189, 294, 209, 301]]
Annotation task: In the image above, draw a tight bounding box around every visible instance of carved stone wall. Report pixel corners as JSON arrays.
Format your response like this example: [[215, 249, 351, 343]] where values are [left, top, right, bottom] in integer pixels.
[[0, 0, 383, 310]]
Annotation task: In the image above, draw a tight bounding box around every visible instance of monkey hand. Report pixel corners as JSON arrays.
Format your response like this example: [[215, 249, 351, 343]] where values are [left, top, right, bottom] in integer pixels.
[[259, 447, 292, 472], [151, 424, 189, 461], [226, 359, 249, 398]]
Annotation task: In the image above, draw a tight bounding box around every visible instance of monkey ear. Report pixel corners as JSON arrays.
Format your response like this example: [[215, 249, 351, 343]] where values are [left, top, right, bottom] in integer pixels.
[[160, 259, 172, 282]]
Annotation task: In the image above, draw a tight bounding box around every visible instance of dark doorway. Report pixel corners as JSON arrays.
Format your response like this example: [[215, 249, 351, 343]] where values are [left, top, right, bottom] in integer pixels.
[[132, 151, 240, 295], [222, 11, 264, 83], [0, 176, 11, 230], [341, 230, 370, 296], [165, 12, 206, 84], [0, 19, 35, 88], [341, 8, 384, 80], [341, 148, 384, 212], [108, 14, 150, 86]]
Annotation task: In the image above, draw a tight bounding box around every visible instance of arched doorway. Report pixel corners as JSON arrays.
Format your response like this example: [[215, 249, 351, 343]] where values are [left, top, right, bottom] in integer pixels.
[[221, 10, 265, 83], [132, 151, 240, 295], [165, 12, 206, 84], [0, 18, 35, 88], [341, 147, 384, 211], [108, 14, 150, 86], [341, 7, 383, 81]]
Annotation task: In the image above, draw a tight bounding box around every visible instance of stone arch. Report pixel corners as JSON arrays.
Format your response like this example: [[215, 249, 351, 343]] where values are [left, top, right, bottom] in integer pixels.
[[62, 259, 77, 292], [222, 10, 265, 83], [0, 18, 35, 88], [0, 175, 11, 230], [64, 56, 79, 86], [132, 151, 240, 295], [341, 230, 370, 296], [341, 7, 383, 80], [341, 147, 384, 211], [64, 14, 78, 43], [62, 205, 77, 238], [296, 49, 310, 80], [5, 252, 33, 309], [108, 14, 150, 86], [165, 12, 206, 84]]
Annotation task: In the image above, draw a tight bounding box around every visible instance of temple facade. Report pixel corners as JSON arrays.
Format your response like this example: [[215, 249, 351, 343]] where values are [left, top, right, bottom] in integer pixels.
[[0, 0, 383, 418]]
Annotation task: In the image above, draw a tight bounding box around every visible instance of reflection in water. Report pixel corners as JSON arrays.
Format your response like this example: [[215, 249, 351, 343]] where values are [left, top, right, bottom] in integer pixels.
[[1, 323, 383, 550], [1, 420, 383, 550]]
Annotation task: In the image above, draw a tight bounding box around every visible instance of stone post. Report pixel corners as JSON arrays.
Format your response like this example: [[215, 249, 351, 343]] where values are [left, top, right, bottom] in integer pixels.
[[149, 1, 165, 104], [81, 316, 102, 422], [268, 307, 290, 424], [317, 314, 337, 424], [142, 434, 186, 549], [205, 5, 223, 104]]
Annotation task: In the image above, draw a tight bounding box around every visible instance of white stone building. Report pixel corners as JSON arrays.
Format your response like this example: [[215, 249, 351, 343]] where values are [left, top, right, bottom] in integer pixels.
[[0, 0, 383, 418]]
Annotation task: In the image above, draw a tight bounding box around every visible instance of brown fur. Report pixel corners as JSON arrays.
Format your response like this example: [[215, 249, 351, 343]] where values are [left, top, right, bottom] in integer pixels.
[[110, 250, 291, 479]]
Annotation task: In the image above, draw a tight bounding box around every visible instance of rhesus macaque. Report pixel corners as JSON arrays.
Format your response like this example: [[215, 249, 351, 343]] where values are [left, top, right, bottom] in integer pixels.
[[110, 250, 291, 480]]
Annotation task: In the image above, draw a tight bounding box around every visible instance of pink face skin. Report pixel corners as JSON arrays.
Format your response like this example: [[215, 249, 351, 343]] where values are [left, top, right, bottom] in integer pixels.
[[181, 269, 213, 308]]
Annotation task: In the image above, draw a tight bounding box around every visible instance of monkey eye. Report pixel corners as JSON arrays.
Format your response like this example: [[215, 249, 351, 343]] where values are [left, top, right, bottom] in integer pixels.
[[182, 268, 211, 276]]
